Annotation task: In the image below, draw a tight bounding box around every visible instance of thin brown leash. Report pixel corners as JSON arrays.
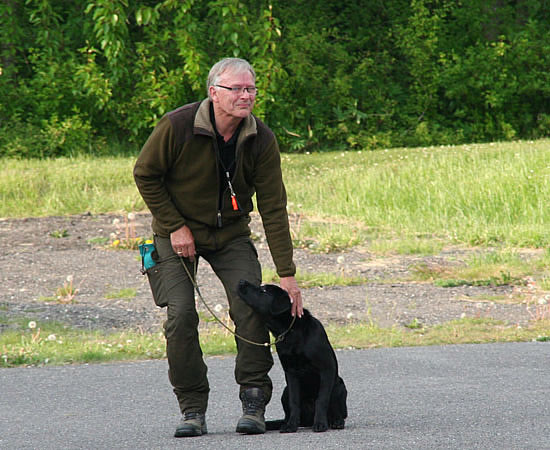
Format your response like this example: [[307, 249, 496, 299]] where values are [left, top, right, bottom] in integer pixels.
[[179, 257, 295, 347]]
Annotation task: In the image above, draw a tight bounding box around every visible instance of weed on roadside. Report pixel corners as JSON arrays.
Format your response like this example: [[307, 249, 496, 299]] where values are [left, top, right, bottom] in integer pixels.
[[328, 318, 550, 349], [108, 213, 151, 250], [55, 275, 79, 304], [49, 229, 69, 238], [88, 236, 110, 245], [3, 314, 550, 368], [0, 318, 167, 368]]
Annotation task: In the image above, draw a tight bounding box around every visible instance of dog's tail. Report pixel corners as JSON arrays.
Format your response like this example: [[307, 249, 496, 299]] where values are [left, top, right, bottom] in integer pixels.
[[265, 419, 284, 431]]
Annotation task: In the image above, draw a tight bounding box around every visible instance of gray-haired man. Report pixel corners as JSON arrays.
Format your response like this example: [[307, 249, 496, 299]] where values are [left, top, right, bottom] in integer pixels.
[[134, 57, 303, 437]]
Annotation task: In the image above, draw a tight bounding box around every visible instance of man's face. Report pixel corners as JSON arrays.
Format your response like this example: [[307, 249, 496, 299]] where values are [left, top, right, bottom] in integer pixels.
[[210, 69, 256, 121]]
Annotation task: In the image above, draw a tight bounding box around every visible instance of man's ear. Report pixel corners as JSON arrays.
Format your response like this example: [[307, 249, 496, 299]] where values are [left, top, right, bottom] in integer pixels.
[[209, 86, 219, 103], [270, 291, 291, 316]]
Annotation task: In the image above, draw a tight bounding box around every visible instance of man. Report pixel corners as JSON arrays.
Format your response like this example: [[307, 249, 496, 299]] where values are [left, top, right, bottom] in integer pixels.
[[134, 57, 303, 437]]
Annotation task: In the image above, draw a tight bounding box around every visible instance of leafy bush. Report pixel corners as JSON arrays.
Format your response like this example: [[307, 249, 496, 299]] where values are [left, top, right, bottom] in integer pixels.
[[1, 0, 550, 155]]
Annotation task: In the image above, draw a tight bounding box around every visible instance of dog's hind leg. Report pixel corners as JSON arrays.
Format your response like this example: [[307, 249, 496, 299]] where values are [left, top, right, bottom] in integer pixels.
[[328, 378, 347, 429]]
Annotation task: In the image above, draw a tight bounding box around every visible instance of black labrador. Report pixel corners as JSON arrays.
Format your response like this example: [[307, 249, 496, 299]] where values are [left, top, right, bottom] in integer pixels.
[[238, 280, 347, 433]]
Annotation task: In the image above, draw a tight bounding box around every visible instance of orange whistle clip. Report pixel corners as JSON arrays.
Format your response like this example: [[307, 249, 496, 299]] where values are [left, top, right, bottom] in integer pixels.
[[231, 195, 239, 211]]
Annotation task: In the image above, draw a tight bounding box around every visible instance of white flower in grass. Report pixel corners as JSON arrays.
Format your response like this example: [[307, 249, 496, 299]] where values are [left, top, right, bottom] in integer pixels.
[[47, 334, 56, 341], [337, 256, 345, 265], [346, 312, 354, 319], [214, 304, 223, 313], [112, 218, 120, 226], [66, 275, 74, 283], [28, 321, 37, 329], [127, 212, 136, 221]]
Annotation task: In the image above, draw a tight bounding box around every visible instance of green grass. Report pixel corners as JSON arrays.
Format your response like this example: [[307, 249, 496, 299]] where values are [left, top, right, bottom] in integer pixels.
[[104, 288, 137, 300], [0, 317, 237, 368], [2, 140, 550, 250], [282, 140, 550, 248], [262, 267, 367, 288], [327, 318, 550, 348], [409, 247, 550, 290], [2, 316, 549, 368], [0, 156, 144, 217], [369, 237, 446, 255]]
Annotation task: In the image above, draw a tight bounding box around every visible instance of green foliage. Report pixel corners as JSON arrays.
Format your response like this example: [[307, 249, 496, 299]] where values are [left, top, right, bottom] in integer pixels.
[[1, 0, 550, 156]]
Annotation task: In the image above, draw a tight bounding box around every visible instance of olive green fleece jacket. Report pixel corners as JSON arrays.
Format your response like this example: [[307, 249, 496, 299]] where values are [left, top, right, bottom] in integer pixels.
[[133, 99, 296, 277]]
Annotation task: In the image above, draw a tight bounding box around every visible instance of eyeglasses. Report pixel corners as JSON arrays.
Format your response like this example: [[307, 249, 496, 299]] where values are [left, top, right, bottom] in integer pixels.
[[215, 85, 258, 95]]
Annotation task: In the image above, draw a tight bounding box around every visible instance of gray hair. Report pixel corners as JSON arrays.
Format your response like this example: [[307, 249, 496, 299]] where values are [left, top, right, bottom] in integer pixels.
[[207, 58, 256, 99]]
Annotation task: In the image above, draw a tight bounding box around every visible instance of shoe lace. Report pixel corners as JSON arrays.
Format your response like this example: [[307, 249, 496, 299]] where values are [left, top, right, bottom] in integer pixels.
[[184, 412, 203, 422], [243, 397, 264, 414]]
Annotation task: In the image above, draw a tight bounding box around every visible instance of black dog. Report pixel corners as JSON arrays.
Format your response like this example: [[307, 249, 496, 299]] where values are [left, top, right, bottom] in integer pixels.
[[238, 280, 347, 433]]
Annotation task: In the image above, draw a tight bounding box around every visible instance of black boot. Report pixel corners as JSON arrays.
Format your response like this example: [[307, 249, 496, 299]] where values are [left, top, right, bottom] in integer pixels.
[[235, 387, 266, 434], [174, 412, 207, 437]]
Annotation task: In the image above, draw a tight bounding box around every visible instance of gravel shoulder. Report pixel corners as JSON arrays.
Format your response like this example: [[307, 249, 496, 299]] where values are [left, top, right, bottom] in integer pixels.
[[0, 212, 532, 333]]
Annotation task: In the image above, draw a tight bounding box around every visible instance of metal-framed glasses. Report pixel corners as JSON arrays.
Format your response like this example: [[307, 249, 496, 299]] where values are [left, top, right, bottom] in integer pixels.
[[215, 85, 258, 95]]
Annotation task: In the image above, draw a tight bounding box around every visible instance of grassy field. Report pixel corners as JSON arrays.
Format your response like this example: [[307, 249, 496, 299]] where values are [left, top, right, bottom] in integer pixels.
[[2, 139, 550, 248], [282, 139, 550, 249], [2, 139, 550, 367]]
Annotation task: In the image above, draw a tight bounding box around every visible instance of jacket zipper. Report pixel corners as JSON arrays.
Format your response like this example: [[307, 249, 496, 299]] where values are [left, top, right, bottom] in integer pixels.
[[214, 129, 249, 228], [213, 138, 224, 228]]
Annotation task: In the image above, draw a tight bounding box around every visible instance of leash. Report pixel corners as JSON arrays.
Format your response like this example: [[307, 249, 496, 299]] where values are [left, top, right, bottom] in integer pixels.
[[179, 257, 295, 347]]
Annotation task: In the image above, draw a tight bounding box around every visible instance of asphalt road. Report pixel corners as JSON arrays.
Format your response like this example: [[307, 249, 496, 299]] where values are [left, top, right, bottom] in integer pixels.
[[1, 342, 549, 449]]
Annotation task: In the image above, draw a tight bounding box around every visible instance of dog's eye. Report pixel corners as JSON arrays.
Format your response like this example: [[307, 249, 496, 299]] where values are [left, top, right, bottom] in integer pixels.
[[260, 287, 267, 293]]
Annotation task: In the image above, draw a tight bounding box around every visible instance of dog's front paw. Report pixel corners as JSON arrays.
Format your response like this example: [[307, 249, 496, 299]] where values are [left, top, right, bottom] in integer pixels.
[[330, 419, 345, 429], [280, 420, 298, 433], [312, 421, 329, 432]]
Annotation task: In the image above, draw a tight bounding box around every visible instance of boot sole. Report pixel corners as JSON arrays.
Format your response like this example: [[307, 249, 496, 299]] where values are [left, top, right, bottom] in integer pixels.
[[174, 430, 206, 437], [236, 419, 265, 434], [174, 426, 207, 437]]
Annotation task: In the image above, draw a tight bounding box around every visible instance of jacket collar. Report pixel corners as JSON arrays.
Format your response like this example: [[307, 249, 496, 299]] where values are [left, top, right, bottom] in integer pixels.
[[194, 99, 257, 147]]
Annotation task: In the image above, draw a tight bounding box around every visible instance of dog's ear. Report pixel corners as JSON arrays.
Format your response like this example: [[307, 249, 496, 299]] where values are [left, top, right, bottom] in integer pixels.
[[269, 287, 292, 316]]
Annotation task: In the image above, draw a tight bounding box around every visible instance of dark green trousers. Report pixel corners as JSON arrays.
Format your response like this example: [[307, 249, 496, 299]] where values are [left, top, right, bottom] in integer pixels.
[[154, 235, 273, 414]]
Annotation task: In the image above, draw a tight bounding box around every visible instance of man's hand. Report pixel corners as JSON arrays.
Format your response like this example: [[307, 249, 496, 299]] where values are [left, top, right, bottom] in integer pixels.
[[170, 225, 196, 262], [280, 276, 303, 318]]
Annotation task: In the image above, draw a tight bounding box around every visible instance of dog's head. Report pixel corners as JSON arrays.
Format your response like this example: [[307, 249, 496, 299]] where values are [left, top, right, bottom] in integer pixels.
[[238, 280, 292, 318]]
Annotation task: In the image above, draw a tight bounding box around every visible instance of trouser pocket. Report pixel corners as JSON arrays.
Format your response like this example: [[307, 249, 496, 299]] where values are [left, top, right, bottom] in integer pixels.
[[139, 242, 169, 308], [145, 264, 168, 308]]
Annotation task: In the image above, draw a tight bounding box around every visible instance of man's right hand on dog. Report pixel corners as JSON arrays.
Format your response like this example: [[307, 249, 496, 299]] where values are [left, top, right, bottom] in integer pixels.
[[280, 276, 303, 317]]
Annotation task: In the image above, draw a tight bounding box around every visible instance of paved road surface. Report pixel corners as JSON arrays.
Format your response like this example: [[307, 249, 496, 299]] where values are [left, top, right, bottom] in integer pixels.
[[1, 342, 549, 449]]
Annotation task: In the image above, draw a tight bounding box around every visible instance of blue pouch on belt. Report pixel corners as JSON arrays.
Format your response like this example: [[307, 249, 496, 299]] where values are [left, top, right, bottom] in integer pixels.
[[139, 242, 167, 307], [139, 243, 157, 273]]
